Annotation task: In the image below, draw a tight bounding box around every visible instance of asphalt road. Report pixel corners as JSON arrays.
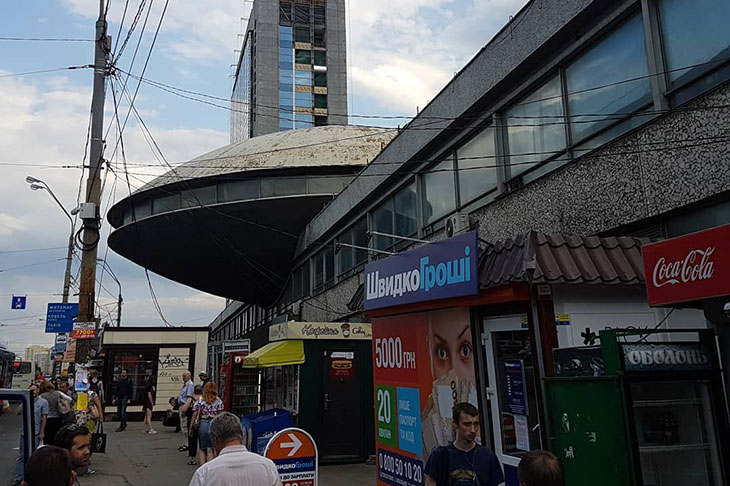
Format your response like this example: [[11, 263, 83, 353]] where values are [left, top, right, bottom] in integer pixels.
[[0, 408, 22, 485]]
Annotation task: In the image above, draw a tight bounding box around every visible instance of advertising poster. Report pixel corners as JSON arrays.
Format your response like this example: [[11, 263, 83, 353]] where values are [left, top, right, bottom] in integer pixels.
[[373, 307, 478, 486]]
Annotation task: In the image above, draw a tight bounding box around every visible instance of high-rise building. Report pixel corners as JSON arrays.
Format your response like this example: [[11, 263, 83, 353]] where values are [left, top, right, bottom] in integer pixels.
[[231, 0, 348, 143], [25, 345, 51, 374]]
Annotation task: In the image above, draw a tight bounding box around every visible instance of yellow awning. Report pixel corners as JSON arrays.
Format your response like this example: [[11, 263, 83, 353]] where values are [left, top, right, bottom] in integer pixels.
[[242, 340, 305, 368]]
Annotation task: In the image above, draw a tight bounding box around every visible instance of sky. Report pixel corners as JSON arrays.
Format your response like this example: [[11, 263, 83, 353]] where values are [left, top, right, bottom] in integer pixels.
[[0, 0, 527, 357]]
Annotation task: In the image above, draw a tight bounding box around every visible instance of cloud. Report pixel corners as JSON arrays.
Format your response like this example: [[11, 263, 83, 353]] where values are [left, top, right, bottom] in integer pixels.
[[60, 0, 242, 64], [348, 0, 529, 113]]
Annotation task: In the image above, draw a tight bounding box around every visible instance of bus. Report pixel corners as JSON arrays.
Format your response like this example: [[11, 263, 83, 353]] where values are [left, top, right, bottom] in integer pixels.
[[11, 361, 34, 390], [0, 348, 16, 389]]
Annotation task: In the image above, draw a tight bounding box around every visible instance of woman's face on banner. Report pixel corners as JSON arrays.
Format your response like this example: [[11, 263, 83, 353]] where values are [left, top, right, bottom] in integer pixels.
[[429, 318, 474, 381]]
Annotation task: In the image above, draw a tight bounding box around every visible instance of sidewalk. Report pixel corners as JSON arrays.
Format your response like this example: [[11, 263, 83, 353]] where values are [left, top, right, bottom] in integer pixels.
[[82, 421, 376, 486]]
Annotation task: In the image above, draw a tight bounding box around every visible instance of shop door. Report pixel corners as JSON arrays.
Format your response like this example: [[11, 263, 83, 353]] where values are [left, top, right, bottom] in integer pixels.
[[482, 315, 542, 475], [320, 349, 364, 459]]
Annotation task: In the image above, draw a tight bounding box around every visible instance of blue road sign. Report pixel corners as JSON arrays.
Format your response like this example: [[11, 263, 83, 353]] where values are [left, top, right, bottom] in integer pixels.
[[11, 296, 26, 310], [45, 303, 79, 333]]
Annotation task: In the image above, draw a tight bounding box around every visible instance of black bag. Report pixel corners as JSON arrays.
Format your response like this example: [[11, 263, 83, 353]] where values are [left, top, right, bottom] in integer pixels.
[[91, 423, 107, 454]]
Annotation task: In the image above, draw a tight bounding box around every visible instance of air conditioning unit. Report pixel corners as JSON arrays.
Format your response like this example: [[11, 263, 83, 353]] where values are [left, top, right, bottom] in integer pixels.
[[446, 212, 470, 237]]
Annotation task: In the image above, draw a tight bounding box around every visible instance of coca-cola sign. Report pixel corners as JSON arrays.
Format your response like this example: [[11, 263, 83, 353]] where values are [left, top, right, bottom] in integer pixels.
[[642, 224, 730, 306]]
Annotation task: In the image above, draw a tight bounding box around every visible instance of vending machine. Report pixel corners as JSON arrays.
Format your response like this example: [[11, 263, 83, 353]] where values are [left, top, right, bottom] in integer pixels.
[[545, 329, 729, 486], [221, 351, 259, 416]]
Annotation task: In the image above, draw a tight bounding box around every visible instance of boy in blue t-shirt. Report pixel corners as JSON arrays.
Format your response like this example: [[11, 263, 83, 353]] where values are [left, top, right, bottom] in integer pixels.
[[425, 402, 504, 486]]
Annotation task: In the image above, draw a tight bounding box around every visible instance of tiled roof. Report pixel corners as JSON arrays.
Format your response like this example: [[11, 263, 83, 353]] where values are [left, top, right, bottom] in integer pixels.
[[479, 231, 649, 288]]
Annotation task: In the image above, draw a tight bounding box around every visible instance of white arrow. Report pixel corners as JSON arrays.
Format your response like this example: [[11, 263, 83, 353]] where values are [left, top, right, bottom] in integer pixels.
[[280, 433, 302, 457]]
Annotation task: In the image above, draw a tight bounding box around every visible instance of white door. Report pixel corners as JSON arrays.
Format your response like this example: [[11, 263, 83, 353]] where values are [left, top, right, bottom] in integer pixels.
[[482, 314, 541, 470]]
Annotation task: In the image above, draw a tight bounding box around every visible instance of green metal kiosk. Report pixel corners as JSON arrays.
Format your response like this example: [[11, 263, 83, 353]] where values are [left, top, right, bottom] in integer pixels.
[[544, 329, 729, 486]]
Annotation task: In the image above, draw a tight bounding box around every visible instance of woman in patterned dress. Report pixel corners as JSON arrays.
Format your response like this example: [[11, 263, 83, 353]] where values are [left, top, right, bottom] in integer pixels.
[[191, 382, 223, 466]]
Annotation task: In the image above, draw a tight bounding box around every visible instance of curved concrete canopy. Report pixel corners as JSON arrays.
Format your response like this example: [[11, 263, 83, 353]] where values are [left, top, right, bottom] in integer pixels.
[[107, 126, 396, 306]]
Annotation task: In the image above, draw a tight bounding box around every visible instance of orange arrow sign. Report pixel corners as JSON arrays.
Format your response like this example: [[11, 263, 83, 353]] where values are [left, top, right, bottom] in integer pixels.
[[264, 428, 317, 460]]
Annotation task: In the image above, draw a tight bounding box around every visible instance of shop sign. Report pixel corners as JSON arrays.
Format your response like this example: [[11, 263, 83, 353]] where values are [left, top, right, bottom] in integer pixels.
[[373, 307, 478, 486], [364, 232, 479, 311], [642, 224, 730, 306], [269, 321, 372, 341], [330, 357, 354, 378], [70, 321, 96, 340], [45, 303, 79, 333], [622, 343, 713, 372], [62, 338, 77, 362], [264, 428, 318, 486]]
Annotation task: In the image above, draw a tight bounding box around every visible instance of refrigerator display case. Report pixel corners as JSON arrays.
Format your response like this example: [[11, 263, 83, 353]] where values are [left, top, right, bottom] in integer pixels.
[[545, 329, 729, 486], [220, 351, 259, 416]]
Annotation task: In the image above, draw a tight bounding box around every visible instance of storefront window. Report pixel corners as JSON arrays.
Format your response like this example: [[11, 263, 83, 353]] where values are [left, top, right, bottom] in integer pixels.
[[659, 0, 730, 88], [505, 75, 566, 178], [565, 13, 651, 143], [106, 348, 157, 405], [422, 159, 456, 226], [457, 126, 497, 204]]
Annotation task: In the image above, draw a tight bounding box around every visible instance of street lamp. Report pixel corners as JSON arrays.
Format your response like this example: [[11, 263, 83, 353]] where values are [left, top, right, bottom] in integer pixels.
[[25, 176, 75, 304], [97, 259, 123, 327]]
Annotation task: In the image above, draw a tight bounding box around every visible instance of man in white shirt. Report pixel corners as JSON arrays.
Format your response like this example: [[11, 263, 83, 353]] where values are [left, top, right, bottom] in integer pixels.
[[189, 412, 282, 486]]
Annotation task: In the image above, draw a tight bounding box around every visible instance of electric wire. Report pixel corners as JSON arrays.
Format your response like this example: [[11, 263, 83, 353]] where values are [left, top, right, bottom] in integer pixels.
[[0, 246, 68, 254], [0, 37, 94, 42], [0, 65, 91, 79]]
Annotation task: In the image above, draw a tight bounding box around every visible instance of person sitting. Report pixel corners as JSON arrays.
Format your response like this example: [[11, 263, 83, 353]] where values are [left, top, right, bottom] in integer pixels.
[[55, 424, 91, 477], [22, 445, 76, 486], [163, 397, 181, 432]]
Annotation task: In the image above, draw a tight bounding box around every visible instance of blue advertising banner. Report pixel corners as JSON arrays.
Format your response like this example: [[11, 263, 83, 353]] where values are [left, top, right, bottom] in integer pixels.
[[364, 231, 479, 311], [45, 303, 79, 333], [504, 359, 527, 415]]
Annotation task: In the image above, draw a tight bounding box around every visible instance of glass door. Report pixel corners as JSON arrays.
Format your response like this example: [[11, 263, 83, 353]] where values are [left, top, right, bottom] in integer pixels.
[[482, 315, 542, 469], [630, 380, 724, 485]]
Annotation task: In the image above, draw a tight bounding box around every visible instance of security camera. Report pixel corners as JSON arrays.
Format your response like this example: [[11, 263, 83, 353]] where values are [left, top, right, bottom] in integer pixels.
[[724, 301, 730, 318]]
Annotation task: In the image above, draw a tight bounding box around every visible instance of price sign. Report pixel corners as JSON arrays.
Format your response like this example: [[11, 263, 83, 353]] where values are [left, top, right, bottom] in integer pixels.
[[71, 321, 96, 339]]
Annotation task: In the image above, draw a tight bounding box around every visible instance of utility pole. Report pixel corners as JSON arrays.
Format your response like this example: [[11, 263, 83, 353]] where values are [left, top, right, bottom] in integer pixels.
[[76, 0, 109, 364]]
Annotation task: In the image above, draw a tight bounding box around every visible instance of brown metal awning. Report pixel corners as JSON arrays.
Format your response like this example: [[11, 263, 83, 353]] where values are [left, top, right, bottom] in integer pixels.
[[480, 231, 649, 288]]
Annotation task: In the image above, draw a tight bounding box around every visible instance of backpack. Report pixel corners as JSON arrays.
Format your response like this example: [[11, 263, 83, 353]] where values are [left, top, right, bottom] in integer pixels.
[[58, 393, 73, 416]]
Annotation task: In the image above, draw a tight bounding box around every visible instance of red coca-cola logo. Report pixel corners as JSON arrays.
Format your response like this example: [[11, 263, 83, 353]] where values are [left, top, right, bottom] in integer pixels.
[[642, 224, 730, 306], [651, 247, 715, 288]]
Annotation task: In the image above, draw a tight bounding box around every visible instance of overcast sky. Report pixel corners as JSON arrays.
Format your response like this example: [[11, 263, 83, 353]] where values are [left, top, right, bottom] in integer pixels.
[[0, 0, 526, 356]]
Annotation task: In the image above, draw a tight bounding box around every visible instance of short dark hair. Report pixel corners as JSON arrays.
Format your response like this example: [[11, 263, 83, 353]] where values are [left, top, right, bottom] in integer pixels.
[[55, 424, 90, 450], [24, 446, 72, 486], [452, 402, 479, 423], [518, 450, 564, 486], [211, 412, 244, 444]]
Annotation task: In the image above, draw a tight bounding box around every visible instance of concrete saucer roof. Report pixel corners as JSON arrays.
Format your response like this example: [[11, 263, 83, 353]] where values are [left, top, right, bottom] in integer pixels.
[[107, 125, 396, 306]]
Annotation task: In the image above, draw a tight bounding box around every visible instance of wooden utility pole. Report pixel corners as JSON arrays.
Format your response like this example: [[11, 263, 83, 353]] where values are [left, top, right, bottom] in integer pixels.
[[76, 0, 109, 364]]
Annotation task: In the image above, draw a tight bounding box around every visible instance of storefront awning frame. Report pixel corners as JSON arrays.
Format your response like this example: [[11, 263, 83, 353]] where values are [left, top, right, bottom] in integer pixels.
[[242, 340, 305, 368]]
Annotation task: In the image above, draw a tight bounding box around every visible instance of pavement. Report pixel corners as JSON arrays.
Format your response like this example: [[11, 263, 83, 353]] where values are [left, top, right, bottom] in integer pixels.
[[0, 417, 376, 486]]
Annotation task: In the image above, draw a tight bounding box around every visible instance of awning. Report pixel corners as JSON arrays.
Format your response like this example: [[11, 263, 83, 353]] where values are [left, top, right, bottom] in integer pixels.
[[242, 340, 305, 368], [480, 231, 649, 288]]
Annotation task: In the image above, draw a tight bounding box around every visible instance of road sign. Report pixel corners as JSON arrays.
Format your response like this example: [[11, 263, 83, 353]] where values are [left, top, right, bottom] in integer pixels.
[[264, 428, 318, 486], [45, 303, 79, 333], [11, 296, 26, 310], [70, 321, 96, 339]]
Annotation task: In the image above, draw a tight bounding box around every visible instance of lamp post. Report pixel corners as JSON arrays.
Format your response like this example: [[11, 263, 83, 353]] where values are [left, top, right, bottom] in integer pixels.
[[26, 176, 75, 304], [97, 259, 122, 327]]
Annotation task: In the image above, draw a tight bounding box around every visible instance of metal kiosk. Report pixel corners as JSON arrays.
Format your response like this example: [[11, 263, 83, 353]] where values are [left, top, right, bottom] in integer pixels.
[[544, 329, 729, 486]]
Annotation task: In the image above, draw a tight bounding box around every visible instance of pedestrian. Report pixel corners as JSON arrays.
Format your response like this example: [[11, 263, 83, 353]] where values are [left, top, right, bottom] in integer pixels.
[[39, 381, 73, 446], [424, 402, 504, 486], [193, 382, 224, 467], [177, 371, 195, 452], [22, 445, 77, 486], [89, 370, 105, 404], [162, 397, 181, 432], [58, 379, 77, 407], [198, 371, 212, 387], [74, 385, 103, 475], [517, 450, 565, 486], [143, 375, 158, 434], [55, 424, 91, 476], [188, 412, 282, 486], [186, 385, 203, 465], [113, 369, 132, 432], [15, 383, 49, 484]]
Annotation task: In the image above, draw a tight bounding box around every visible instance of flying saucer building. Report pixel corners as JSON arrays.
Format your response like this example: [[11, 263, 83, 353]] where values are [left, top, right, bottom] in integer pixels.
[[106, 125, 395, 306]]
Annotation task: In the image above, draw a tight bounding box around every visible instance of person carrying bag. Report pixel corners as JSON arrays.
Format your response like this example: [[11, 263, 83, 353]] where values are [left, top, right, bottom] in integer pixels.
[[91, 423, 107, 454]]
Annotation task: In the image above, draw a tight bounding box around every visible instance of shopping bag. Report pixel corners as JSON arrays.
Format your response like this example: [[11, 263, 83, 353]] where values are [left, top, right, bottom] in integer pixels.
[[91, 423, 107, 453]]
